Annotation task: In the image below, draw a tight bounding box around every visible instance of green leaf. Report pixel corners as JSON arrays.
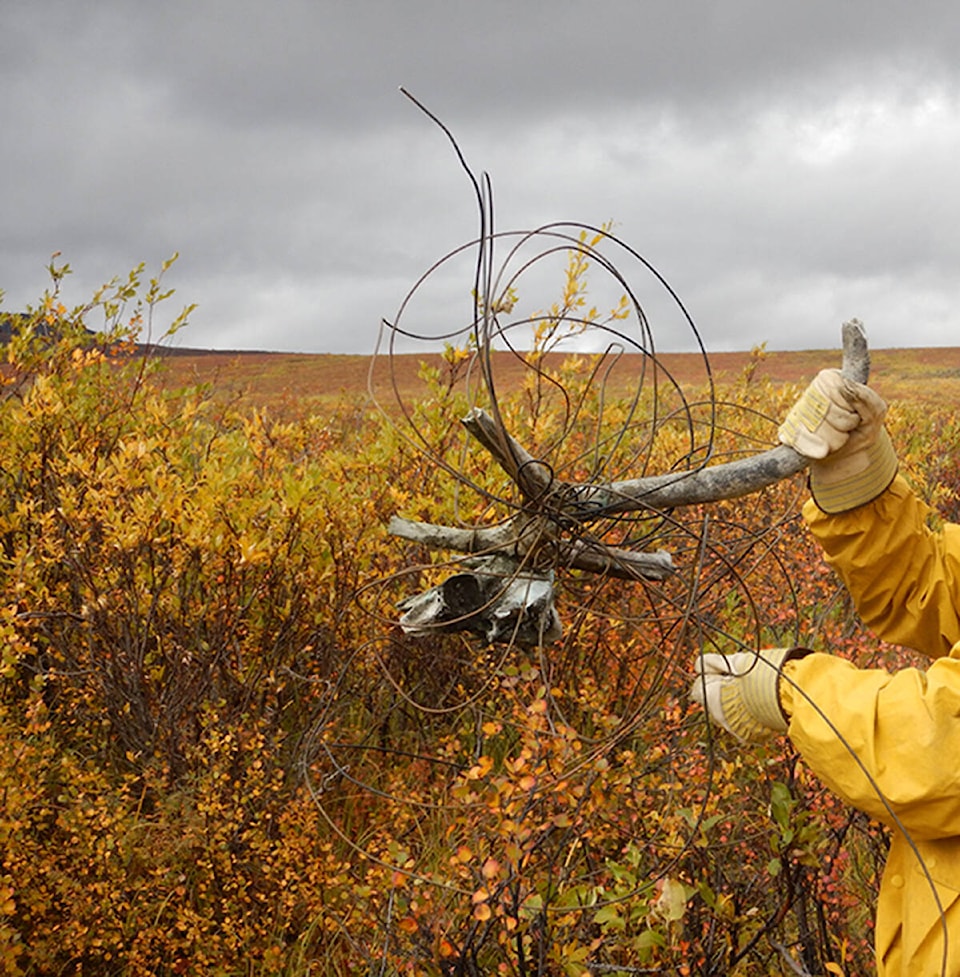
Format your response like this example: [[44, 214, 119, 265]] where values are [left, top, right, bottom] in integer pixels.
[[635, 928, 666, 950], [594, 904, 625, 931], [769, 781, 794, 831]]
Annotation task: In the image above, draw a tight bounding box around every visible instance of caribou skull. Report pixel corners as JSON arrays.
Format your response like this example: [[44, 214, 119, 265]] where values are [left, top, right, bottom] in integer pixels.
[[389, 320, 869, 645]]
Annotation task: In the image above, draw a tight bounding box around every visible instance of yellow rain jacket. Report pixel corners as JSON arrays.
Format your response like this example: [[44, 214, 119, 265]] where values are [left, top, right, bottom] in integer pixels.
[[780, 475, 960, 976]]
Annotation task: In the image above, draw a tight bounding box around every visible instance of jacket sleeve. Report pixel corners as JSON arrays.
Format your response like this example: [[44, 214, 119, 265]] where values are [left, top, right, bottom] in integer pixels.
[[781, 652, 960, 840], [803, 474, 960, 659]]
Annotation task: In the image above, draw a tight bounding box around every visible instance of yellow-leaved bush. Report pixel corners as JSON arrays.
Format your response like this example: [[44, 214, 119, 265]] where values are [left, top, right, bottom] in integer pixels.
[[0, 256, 948, 975], [0, 260, 409, 973]]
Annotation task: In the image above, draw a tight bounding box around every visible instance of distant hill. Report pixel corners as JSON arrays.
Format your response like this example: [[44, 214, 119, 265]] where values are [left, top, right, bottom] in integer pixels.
[[0, 312, 97, 344], [0, 312, 39, 343]]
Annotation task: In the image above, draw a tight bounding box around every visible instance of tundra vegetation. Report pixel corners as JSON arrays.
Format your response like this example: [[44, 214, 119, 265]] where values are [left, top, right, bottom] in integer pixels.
[[0, 254, 958, 976]]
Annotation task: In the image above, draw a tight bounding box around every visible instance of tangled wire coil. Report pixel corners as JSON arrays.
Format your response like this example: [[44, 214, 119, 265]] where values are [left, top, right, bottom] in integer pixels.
[[302, 91, 892, 976]]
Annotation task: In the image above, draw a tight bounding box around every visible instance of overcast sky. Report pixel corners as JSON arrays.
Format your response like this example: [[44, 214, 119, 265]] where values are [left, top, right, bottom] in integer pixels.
[[3, 1, 960, 355]]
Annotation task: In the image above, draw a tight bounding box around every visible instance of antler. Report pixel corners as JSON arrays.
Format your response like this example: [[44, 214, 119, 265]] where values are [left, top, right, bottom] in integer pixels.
[[390, 320, 867, 560], [461, 320, 868, 513]]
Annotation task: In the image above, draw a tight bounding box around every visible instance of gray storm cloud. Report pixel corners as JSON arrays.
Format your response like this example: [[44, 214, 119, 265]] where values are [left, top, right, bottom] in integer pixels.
[[3, 0, 960, 353]]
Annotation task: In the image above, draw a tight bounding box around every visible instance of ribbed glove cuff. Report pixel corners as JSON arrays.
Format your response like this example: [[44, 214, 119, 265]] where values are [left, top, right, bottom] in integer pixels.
[[810, 427, 898, 514]]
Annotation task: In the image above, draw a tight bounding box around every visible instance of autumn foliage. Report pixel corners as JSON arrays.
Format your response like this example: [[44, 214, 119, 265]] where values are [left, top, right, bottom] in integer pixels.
[[0, 255, 956, 976]]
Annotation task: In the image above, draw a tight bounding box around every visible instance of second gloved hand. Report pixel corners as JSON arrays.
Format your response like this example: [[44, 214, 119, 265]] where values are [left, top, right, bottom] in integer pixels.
[[690, 648, 804, 742]]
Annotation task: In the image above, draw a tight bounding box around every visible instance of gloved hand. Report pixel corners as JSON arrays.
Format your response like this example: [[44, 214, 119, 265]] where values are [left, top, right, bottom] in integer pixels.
[[778, 368, 898, 513], [690, 648, 802, 742]]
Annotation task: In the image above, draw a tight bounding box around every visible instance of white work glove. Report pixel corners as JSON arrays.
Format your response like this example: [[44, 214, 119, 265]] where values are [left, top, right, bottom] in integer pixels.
[[778, 368, 898, 513], [690, 648, 803, 742]]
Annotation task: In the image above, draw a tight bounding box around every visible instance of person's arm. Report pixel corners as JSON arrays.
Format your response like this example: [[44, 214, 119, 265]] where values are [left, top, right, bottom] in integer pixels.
[[782, 652, 960, 840], [804, 476, 960, 658], [692, 649, 960, 840], [778, 369, 960, 657]]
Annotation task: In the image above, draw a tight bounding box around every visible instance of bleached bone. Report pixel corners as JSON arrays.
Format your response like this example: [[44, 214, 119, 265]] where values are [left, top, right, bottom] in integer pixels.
[[397, 555, 563, 646]]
